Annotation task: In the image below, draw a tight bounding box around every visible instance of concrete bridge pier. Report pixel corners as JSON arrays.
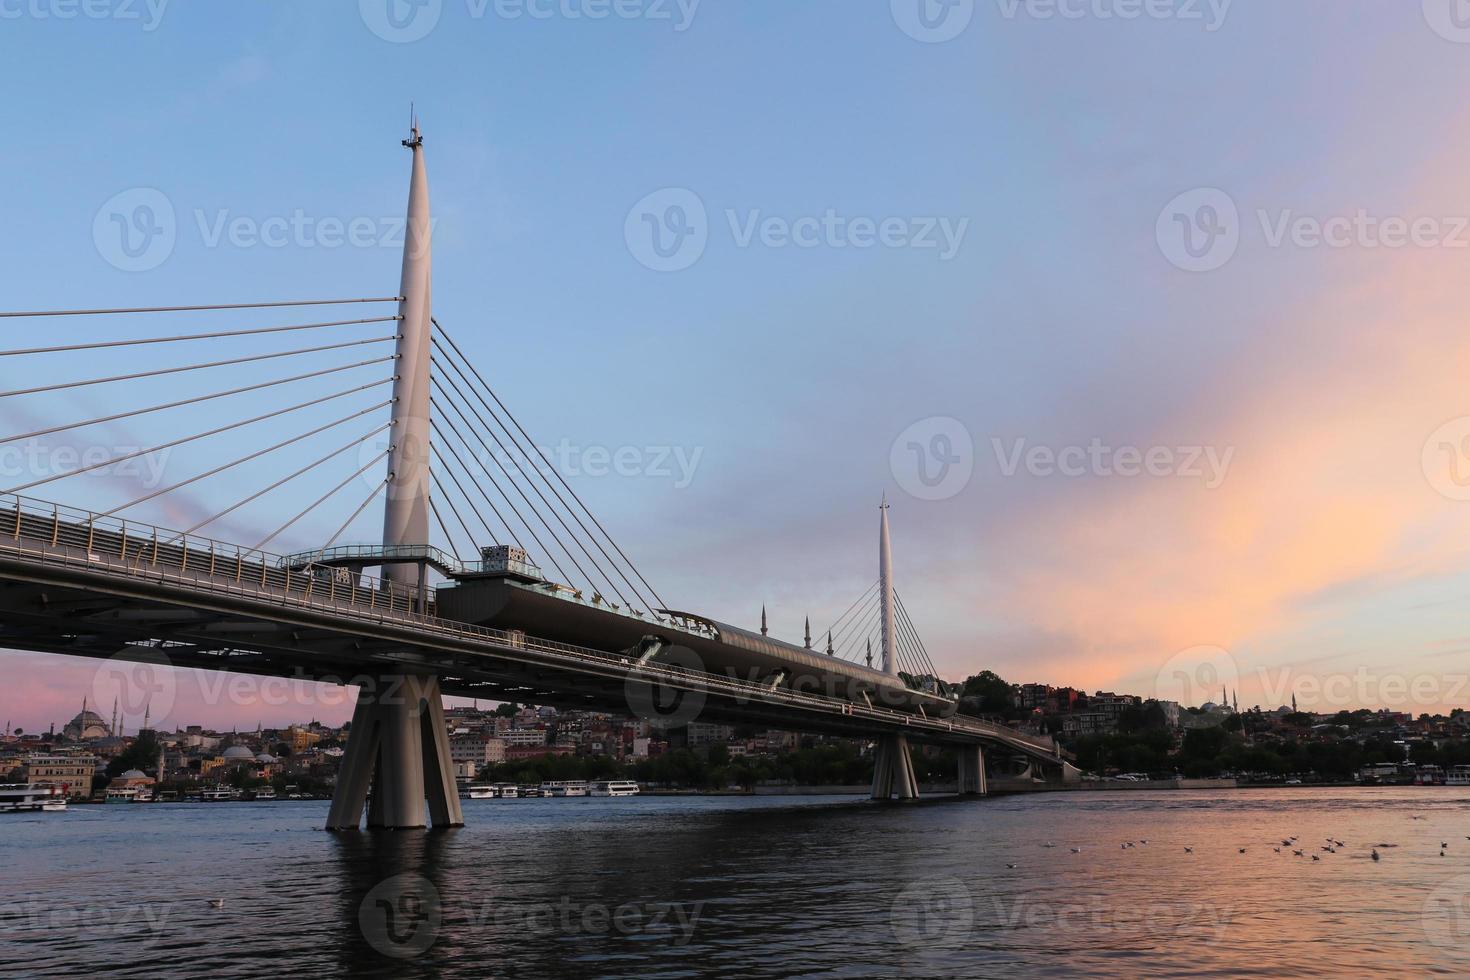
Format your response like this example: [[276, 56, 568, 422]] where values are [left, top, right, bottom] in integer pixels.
[[326, 673, 463, 830], [957, 745, 987, 796], [871, 733, 920, 800]]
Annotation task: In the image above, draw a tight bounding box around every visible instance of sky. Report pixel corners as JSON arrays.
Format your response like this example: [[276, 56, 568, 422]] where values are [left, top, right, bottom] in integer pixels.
[[6, 0, 1470, 732]]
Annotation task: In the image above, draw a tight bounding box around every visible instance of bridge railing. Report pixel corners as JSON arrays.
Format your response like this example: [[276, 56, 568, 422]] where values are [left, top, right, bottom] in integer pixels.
[[0, 492, 1059, 756], [1, 492, 434, 617]]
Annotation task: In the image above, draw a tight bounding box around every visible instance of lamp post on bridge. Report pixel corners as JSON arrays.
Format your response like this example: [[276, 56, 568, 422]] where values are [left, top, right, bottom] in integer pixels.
[[325, 120, 463, 832]]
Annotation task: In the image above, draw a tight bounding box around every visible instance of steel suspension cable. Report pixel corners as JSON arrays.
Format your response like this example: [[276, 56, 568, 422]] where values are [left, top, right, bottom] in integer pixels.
[[426, 431, 529, 555], [319, 479, 388, 554], [177, 422, 393, 537], [427, 431, 561, 580], [821, 579, 879, 642], [429, 374, 634, 609], [254, 449, 390, 551], [430, 389, 608, 599], [429, 466, 484, 561], [832, 588, 882, 653], [429, 428, 577, 587], [0, 334, 399, 400], [100, 393, 394, 517], [432, 322, 668, 610], [894, 593, 938, 676], [431, 345, 654, 609], [0, 315, 399, 357], [3, 384, 393, 495], [1, 356, 397, 445], [0, 297, 401, 319], [835, 600, 883, 659], [428, 490, 468, 563]]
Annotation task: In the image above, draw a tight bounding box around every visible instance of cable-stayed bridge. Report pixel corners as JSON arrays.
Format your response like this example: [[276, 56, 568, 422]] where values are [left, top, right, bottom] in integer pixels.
[[0, 123, 1076, 829]]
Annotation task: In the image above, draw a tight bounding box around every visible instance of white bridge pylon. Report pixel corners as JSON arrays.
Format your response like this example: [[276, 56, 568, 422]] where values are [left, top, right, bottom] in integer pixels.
[[326, 120, 462, 832]]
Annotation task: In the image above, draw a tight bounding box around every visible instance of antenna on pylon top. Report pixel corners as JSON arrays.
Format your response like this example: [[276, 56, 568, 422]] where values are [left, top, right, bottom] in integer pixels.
[[403, 104, 422, 149]]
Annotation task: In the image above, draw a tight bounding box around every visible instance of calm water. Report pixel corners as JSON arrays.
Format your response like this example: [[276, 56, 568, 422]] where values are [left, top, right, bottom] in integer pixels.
[[5, 788, 1470, 978]]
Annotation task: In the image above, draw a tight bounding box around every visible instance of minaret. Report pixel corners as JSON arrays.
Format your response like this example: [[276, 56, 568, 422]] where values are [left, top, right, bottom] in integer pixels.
[[142, 702, 150, 733], [866, 638, 874, 669], [111, 697, 118, 736], [878, 496, 897, 676], [381, 114, 434, 594], [760, 605, 768, 636], [826, 630, 834, 656], [803, 617, 812, 649]]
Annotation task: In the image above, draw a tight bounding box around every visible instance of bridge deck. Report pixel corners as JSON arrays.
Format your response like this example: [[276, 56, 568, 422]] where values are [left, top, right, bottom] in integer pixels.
[[0, 493, 1067, 765]]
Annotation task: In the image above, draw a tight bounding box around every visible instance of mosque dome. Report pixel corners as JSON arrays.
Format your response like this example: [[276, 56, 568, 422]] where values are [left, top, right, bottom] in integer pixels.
[[63, 708, 111, 739], [254, 753, 277, 764], [222, 745, 256, 762], [120, 769, 146, 779]]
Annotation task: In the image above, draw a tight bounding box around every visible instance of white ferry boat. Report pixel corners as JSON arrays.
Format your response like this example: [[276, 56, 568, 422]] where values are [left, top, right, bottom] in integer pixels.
[[1448, 766, 1470, 786], [541, 780, 589, 798], [493, 783, 520, 799], [0, 784, 67, 812], [105, 786, 142, 803], [590, 780, 640, 797], [518, 784, 544, 798], [460, 784, 497, 800], [252, 786, 277, 801], [200, 786, 234, 802]]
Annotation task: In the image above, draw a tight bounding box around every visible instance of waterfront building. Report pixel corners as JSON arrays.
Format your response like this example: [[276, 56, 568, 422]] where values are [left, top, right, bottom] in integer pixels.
[[24, 752, 98, 798]]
